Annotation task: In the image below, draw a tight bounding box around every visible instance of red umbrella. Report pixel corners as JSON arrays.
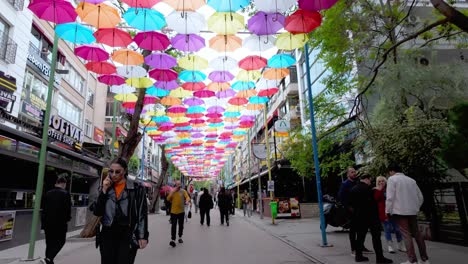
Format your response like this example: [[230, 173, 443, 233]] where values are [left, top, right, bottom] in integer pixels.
[[239, 55, 267, 70], [85, 61, 116, 74], [186, 113, 204, 118], [182, 82, 206, 91], [94, 28, 133, 47], [28, 0, 77, 24], [122, 101, 136, 108], [258, 88, 279, 97], [123, 0, 161, 8], [75, 45, 109, 61], [285, 9, 322, 34], [228, 97, 248, 105], [134, 31, 170, 51], [207, 118, 223, 123], [98, 74, 126, 85], [193, 90, 215, 98], [149, 69, 178, 81]]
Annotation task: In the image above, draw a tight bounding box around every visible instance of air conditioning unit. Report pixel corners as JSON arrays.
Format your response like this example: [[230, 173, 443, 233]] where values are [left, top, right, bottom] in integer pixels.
[[407, 15, 420, 26]]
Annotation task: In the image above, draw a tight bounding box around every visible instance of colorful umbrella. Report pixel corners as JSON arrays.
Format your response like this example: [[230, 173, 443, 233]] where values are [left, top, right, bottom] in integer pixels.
[[194, 89, 215, 98], [110, 84, 136, 94], [76, 2, 121, 29], [182, 82, 206, 91], [216, 89, 236, 99], [123, 0, 161, 8], [268, 54, 296, 68], [167, 105, 187, 113], [207, 82, 231, 92], [178, 55, 208, 71], [147, 87, 169, 97], [209, 56, 238, 72], [236, 89, 257, 98], [256, 78, 278, 89], [155, 80, 179, 90], [149, 69, 179, 81], [285, 10, 322, 34], [112, 49, 144, 65], [228, 97, 248, 106], [247, 12, 285, 36], [232, 81, 255, 91], [94, 28, 133, 47], [166, 11, 206, 34], [237, 70, 261, 81], [81, 0, 108, 3], [183, 97, 204, 106], [145, 53, 177, 69], [238, 55, 267, 70], [126, 77, 154, 88], [208, 71, 235, 82], [258, 88, 279, 97], [208, 12, 245, 35], [207, 0, 250, 12], [161, 96, 182, 106], [134, 31, 170, 51], [27, 0, 77, 24], [249, 96, 269, 104], [55, 23, 95, 44], [298, 0, 339, 11], [171, 34, 206, 52], [209, 35, 242, 52], [263, 68, 290, 80], [117, 65, 147, 78], [163, 0, 206, 11], [179, 71, 206, 82], [98, 74, 126, 85], [276, 32, 308, 51], [243, 35, 276, 52], [85, 61, 116, 74], [246, 103, 264, 110], [169, 87, 193, 98], [74, 45, 109, 61], [115, 93, 138, 101], [123, 8, 166, 31], [252, 0, 297, 13], [187, 105, 206, 113]]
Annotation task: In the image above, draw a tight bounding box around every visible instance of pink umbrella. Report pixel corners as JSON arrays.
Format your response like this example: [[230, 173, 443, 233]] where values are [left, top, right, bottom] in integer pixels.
[[28, 0, 77, 24], [145, 53, 177, 69], [171, 34, 205, 52], [154, 80, 179, 90], [123, 0, 161, 8], [134, 31, 170, 51], [149, 69, 178, 81], [183, 97, 204, 106], [167, 105, 187, 113], [190, 120, 205, 126], [298, 0, 338, 11], [207, 118, 223, 123], [144, 95, 159, 105], [186, 113, 204, 118], [194, 90, 215, 98], [98, 74, 126, 85], [228, 97, 248, 106], [216, 89, 236, 99], [82, 0, 107, 3], [206, 112, 222, 118], [208, 71, 235, 82], [75, 45, 109, 62], [258, 88, 279, 97]]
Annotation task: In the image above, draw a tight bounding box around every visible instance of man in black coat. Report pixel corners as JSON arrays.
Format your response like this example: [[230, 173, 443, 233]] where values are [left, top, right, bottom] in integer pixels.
[[41, 177, 72, 264], [217, 187, 232, 226], [349, 174, 392, 263]]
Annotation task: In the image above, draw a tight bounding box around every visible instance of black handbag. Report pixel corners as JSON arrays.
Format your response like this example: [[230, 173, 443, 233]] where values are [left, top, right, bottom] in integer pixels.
[[188, 211, 192, 218]]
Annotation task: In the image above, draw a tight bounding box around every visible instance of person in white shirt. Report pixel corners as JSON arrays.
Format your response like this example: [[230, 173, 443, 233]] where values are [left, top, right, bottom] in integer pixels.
[[386, 164, 429, 264]]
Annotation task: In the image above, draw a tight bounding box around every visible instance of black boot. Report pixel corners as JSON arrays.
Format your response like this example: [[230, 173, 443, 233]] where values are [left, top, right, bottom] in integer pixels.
[[355, 255, 369, 262], [376, 257, 393, 264]]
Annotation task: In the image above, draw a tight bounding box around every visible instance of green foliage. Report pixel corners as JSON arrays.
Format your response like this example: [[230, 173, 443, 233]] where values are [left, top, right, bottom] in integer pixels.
[[193, 181, 211, 191], [128, 155, 140, 175], [441, 103, 468, 172]]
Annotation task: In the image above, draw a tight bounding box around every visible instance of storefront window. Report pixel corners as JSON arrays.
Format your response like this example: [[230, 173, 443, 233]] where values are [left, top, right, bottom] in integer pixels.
[[0, 190, 35, 210]]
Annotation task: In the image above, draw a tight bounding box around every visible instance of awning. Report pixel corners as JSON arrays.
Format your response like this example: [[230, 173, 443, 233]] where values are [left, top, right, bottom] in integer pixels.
[[0, 71, 17, 92]]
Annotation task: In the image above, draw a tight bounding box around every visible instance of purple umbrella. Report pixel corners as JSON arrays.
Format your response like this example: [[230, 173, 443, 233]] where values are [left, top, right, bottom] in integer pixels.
[[171, 34, 205, 52], [225, 125, 239, 130], [145, 53, 177, 69], [216, 89, 236, 99], [240, 115, 256, 121], [298, 0, 339, 11], [192, 132, 205, 138], [183, 97, 204, 106], [207, 106, 225, 113], [248, 12, 285, 36], [208, 71, 235, 82], [154, 80, 179, 90]]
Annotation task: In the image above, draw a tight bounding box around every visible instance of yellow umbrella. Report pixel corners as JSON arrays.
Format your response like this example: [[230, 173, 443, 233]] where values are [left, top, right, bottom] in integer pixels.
[[208, 12, 244, 35], [276, 33, 308, 51], [114, 93, 137, 101], [126, 77, 153, 88], [192, 123, 205, 128], [226, 105, 244, 112], [236, 70, 261, 81], [169, 87, 193, 98], [147, 130, 163, 136], [176, 132, 191, 138], [172, 117, 190, 124], [146, 110, 166, 116], [76, 2, 121, 28], [205, 127, 219, 132], [112, 49, 144, 65], [163, 0, 205, 11], [236, 89, 257, 98], [161, 96, 182, 106], [246, 103, 264, 110], [178, 55, 208, 70], [263, 68, 290, 80]]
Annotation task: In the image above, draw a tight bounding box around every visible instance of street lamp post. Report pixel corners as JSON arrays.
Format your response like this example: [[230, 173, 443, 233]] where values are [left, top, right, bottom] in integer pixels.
[[263, 102, 275, 224]]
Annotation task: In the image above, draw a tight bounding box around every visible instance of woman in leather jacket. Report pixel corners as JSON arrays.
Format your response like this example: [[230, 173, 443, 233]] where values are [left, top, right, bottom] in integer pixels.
[[93, 157, 149, 264]]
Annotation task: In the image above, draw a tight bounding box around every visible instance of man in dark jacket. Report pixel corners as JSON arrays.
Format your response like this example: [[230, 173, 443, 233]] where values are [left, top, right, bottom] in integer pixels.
[[41, 177, 72, 264], [198, 188, 213, 226], [217, 187, 232, 226], [349, 174, 392, 263]]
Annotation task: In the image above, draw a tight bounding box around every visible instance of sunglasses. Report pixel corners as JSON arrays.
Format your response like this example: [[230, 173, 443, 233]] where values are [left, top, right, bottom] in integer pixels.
[[108, 169, 123, 175]]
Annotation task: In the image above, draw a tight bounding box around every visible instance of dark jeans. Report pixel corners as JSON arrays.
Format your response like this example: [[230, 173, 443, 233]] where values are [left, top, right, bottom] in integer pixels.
[[170, 213, 185, 241], [200, 208, 210, 226], [393, 215, 428, 262], [99, 226, 138, 264], [355, 223, 384, 260], [349, 225, 358, 252], [44, 224, 67, 261], [220, 209, 229, 224]]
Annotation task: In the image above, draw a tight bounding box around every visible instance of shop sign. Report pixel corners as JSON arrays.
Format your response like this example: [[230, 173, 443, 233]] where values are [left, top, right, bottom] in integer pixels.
[[0, 108, 42, 134], [93, 127, 104, 144], [0, 72, 17, 113], [26, 53, 61, 85], [48, 115, 83, 147], [277, 197, 301, 218], [274, 119, 290, 132], [267, 180, 275, 192], [0, 211, 16, 242], [21, 101, 43, 120]]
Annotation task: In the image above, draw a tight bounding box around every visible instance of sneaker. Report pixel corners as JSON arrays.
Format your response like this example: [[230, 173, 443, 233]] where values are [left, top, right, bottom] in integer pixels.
[[351, 251, 356, 257], [377, 257, 393, 264], [169, 241, 176, 247], [41, 258, 53, 264], [363, 247, 374, 254], [178, 238, 184, 243], [388, 245, 395, 253], [398, 241, 407, 252], [355, 256, 369, 262]]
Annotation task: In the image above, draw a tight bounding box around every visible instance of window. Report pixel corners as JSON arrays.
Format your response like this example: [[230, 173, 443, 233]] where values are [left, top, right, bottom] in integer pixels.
[[63, 61, 85, 94], [87, 90, 94, 107], [24, 70, 48, 102], [57, 95, 82, 126], [30, 25, 65, 65], [84, 120, 93, 138], [0, 18, 10, 61]]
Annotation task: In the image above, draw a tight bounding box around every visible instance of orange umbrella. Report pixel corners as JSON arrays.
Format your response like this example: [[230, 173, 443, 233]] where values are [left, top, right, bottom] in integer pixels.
[[167, 112, 185, 118], [163, 0, 205, 11], [161, 96, 182, 106], [236, 89, 257, 98], [76, 2, 121, 28], [263, 68, 290, 80], [209, 35, 242, 52], [246, 103, 264, 110], [207, 82, 231, 92], [112, 49, 144, 65]]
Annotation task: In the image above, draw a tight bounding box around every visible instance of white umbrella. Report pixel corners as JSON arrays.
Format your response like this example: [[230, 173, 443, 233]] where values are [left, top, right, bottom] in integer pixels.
[[209, 56, 238, 71], [253, 0, 297, 13], [110, 84, 136, 94], [256, 78, 278, 89], [166, 11, 206, 34], [117, 65, 147, 78], [243, 35, 276, 52]]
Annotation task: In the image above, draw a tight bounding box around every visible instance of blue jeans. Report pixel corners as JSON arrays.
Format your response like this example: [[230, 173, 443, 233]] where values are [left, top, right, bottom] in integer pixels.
[[383, 219, 403, 242]]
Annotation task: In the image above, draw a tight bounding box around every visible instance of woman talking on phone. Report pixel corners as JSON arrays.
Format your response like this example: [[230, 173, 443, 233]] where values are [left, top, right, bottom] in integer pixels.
[[93, 157, 149, 264]]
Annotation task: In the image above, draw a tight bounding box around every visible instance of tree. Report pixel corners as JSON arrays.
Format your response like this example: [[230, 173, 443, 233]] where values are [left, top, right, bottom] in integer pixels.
[[128, 155, 140, 175], [441, 103, 468, 173]]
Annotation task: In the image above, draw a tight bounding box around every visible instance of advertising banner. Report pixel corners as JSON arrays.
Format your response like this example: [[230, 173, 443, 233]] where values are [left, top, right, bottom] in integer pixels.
[[0, 211, 16, 242], [276, 197, 301, 218]]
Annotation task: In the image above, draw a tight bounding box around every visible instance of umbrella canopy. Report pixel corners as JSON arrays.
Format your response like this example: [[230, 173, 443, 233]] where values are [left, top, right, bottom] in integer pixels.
[[207, 82, 231, 92], [268, 54, 296, 68], [256, 78, 278, 89], [149, 69, 179, 81], [74, 45, 109, 61], [237, 70, 261, 81], [243, 35, 276, 52], [27, 0, 77, 24], [134, 31, 170, 51], [55, 23, 95, 44], [208, 12, 245, 35], [145, 53, 177, 69], [183, 97, 204, 106], [178, 55, 208, 70], [252, 0, 297, 13], [123, 8, 166, 31], [76, 2, 121, 28], [258, 88, 279, 97], [209, 35, 242, 52], [161, 96, 182, 106], [117, 65, 147, 78], [263, 68, 290, 80], [85, 61, 116, 74], [179, 71, 206, 82], [194, 90, 215, 98], [155, 80, 179, 90], [236, 89, 257, 98], [112, 49, 145, 65], [298, 0, 339, 11], [182, 82, 206, 91], [123, 0, 161, 8], [216, 89, 236, 99], [207, 0, 250, 12], [166, 11, 206, 34], [276, 32, 308, 50], [249, 96, 269, 104], [169, 87, 193, 98], [238, 55, 267, 70], [126, 77, 154, 88], [98, 74, 126, 85], [247, 12, 285, 36], [115, 93, 138, 101], [232, 81, 255, 91], [110, 84, 136, 94], [147, 87, 170, 97], [94, 28, 133, 47], [285, 10, 322, 34], [208, 71, 235, 82], [163, 0, 206, 11], [171, 34, 206, 52], [210, 56, 238, 71], [228, 97, 248, 106]]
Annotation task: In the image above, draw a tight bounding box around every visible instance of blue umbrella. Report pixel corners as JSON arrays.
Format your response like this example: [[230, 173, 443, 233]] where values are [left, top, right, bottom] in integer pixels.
[[147, 87, 169, 97], [207, 0, 250, 12], [187, 106, 206, 113], [123, 8, 166, 31], [249, 96, 269, 104], [152, 116, 170, 123], [268, 54, 296, 68], [232, 81, 255, 91], [179, 70, 206, 82], [233, 130, 247, 135], [209, 122, 224, 127], [224, 111, 241, 118], [55, 23, 95, 44], [175, 126, 192, 131]]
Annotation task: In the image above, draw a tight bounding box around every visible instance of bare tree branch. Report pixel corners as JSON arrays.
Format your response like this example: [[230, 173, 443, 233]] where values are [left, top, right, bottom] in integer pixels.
[[420, 31, 465, 47], [431, 0, 468, 33]]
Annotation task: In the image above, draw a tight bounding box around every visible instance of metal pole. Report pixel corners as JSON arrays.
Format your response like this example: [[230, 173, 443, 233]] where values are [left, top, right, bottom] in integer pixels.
[[257, 159, 263, 219], [111, 98, 117, 158], [304, 44, 328, 246], [27, 32, 59, 259], [263, 102, 274, 224], [140, 131, 145, 180], [247, 133, 252, 197]]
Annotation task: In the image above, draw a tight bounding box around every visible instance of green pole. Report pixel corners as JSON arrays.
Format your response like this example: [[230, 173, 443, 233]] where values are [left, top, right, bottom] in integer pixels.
[[111, 98, 117, 158], [263, 102, 275, 224], [27, 32, 59, 260], [247, 133, 252, 196]]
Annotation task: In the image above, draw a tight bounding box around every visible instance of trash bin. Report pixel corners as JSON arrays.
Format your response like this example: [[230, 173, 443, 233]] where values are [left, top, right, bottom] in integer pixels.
[[270, 201, 278, 219]]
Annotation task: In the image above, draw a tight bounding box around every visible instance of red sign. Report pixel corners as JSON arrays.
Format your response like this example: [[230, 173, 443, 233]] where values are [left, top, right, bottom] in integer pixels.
[[93, 127, 104, 144], [189, 184, 194, 194]]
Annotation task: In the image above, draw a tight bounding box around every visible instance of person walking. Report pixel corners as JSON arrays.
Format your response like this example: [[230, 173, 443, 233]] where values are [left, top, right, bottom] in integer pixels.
[[167, 180, 190, 247], [93, 158, 149, 264], [374, 176, 406, 253], [217, 187, 232, 226], [193, 190, 199, 214], [349, 174, 393, 263], [199, 188, 214, 226], [40, 176, 72, 264], [241, 190, 251, 217], [386, 164, 428, 264]]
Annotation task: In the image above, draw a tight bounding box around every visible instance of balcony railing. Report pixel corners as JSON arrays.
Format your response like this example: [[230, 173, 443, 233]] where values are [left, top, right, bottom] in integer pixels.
[[6, 0, 24, 11], [0, 31, 17, 64]]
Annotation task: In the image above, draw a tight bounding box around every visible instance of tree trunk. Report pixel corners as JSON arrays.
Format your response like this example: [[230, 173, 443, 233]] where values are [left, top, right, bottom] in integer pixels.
[[150, 146, 169, 212], [431, 0, 468, 33]]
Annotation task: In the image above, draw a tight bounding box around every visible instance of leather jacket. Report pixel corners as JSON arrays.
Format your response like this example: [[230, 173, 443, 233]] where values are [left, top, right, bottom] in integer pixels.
[[93, 178, 149, 246]]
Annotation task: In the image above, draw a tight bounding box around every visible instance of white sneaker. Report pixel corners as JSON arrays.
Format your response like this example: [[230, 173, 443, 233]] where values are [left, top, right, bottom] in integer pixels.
[[388, 245, 395, 253], [398, 241, 407, 252]]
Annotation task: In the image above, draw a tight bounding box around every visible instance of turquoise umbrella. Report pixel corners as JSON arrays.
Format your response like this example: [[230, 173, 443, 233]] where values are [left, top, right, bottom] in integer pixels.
[[233, 130, 247, 135], [207, 0, 250, 12], [232, 81, 255, 91], [249, 96, 269, 104], [268, 54, 296, 68], [152, 116, 170, 122], [187, 106, 206, 113], [209, 123, 224, 127], [224, 111, 241, 118], [179, 70, 206, 82], [147, 87, 169, 97], [55, 23, 95, 44], [123, 8, 166, 31]]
